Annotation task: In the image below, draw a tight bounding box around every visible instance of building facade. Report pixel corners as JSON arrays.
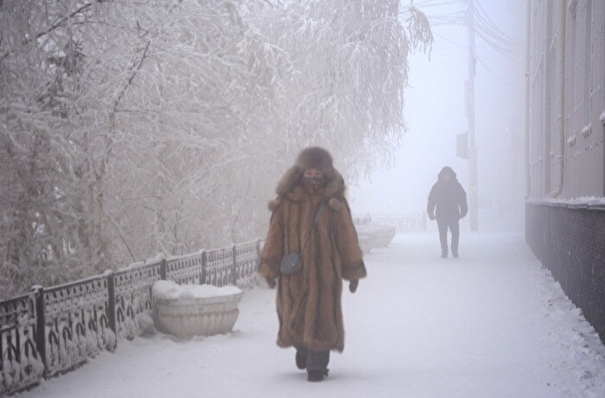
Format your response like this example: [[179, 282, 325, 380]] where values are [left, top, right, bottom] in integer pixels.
[[525, 0, 605, 343]]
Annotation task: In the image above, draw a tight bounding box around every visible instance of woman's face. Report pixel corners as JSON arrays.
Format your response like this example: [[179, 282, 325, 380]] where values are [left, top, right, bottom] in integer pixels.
[[303, 168, 323, 180], [303, 168, 325, 194]]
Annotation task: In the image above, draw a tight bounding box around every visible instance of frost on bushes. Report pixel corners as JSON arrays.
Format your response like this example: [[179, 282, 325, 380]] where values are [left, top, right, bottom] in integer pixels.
[[43, 314, 116, 377], [0, 336, 45, 395], [116, 295, 154, 340], [117, 313, 139, 340]]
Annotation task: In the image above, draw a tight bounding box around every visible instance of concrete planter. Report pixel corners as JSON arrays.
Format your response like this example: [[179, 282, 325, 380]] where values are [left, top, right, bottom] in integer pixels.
[[356, 223, 397, 250], [365, 223, 397, 247], [152, 281, 243, 338], [357, 234, 376, 254]]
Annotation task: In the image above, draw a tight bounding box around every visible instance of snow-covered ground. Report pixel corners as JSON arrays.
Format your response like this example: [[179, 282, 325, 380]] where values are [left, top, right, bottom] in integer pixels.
[[17, 232, 605, 398]]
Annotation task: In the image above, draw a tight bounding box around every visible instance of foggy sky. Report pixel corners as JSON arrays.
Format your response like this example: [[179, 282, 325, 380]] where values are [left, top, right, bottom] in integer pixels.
[[348, 0, 527, 232]]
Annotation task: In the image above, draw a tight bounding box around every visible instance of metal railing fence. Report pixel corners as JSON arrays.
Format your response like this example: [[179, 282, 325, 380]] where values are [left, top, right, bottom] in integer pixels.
[[0, 240, 261, 396]]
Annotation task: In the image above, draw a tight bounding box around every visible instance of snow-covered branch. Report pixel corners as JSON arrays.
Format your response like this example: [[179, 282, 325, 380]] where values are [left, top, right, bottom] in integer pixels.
[[0, 0, 432, 299]]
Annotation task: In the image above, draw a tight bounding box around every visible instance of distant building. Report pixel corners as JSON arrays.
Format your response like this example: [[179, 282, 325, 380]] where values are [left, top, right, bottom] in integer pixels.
[[525, 0, 605, 344]]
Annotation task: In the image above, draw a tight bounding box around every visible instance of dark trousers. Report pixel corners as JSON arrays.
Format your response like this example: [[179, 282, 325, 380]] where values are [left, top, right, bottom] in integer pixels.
[[437, 217, 459, 256]]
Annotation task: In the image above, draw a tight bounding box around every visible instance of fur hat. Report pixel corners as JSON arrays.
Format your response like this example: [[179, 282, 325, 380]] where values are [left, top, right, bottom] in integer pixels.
[[271, 146, 345, 211], [294, 147, 335, 176]]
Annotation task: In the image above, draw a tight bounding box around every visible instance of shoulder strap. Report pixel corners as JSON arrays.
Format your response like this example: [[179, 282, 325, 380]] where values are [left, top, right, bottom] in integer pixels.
[[301, 203, 327, 251], [314, 203, 327, 223]]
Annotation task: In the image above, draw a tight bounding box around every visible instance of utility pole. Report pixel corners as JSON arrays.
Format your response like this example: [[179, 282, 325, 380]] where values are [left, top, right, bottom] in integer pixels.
[[467, 0, 478, 231]]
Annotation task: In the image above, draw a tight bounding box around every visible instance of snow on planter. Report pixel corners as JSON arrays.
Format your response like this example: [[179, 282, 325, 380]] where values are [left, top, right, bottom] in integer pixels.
[[357, 234, 376, 254], [152, 281, 243, 339], [356, 222, 397, 249]]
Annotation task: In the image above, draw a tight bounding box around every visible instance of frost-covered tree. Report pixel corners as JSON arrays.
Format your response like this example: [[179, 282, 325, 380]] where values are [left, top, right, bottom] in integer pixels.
[[81, 0, 291, 259], [0, 1, 98, 294], [0, 0, 431, 299], [244, 0, 432, 180]]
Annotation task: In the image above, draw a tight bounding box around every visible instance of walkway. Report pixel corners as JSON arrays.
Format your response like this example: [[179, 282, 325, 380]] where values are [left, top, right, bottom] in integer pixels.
[[17, 233, 605, 398]]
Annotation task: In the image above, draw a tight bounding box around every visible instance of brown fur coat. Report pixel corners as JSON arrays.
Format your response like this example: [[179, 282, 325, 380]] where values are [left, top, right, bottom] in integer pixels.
[[258, 162, 366, 352]]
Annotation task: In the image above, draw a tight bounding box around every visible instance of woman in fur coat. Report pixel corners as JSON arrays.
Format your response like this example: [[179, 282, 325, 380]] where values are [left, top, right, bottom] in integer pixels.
[[258, 147, 367, 382]]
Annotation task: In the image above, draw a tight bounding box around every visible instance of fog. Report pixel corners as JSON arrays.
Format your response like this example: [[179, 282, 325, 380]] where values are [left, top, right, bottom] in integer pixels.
[[349, 1, 527, 233], [0, 0, 526, 299]]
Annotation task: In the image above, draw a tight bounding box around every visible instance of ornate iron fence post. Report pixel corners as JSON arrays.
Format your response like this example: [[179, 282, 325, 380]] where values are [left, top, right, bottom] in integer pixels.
[[160, 258, 167, 280], [106, 272, 117, 347], [231, 244, 237, 285], [200, 250, 207, 284], [32, 285, 46, 373]]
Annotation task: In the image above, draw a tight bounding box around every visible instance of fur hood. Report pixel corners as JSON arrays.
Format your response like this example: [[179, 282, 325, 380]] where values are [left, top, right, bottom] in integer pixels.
[[269, 147, 346, 212]]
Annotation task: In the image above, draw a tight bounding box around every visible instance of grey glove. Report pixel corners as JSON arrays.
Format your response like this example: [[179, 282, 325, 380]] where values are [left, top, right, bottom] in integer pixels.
[[265, 277, 276, 289], [349, 279, 359, 293]]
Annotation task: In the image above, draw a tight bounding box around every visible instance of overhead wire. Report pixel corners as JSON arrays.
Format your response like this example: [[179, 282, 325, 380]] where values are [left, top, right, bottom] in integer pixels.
[[405, 0, 521, 72], [410, 0, 519, 55], [476, 55, 517, 86], [411, 0, 466, 8], [472, 1, 521, 62], [474, 1, 518, 47]]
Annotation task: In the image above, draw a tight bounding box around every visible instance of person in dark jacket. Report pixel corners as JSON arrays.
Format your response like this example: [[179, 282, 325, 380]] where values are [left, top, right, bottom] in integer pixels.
[[427, 166, 468, 258]]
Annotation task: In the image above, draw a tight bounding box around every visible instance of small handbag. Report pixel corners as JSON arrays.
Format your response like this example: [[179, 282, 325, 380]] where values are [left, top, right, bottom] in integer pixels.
[[279, 253, 303, 275], [279, 204, 326, 275]]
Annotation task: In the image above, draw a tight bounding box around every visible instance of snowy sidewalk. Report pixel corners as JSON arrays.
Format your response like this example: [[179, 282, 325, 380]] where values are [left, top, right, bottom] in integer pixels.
[[18, 233, 605, 398]]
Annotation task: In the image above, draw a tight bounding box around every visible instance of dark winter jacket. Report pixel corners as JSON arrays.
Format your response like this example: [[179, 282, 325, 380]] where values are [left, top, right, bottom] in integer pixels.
[[427, 167, 468, 220], [258, 147, 366, 352]]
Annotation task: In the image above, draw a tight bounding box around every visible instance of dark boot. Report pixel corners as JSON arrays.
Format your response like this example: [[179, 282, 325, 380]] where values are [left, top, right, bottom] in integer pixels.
[[295, 348, 306, 370], [307, 370, 327, 382], [306, 350, 329, 382]]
